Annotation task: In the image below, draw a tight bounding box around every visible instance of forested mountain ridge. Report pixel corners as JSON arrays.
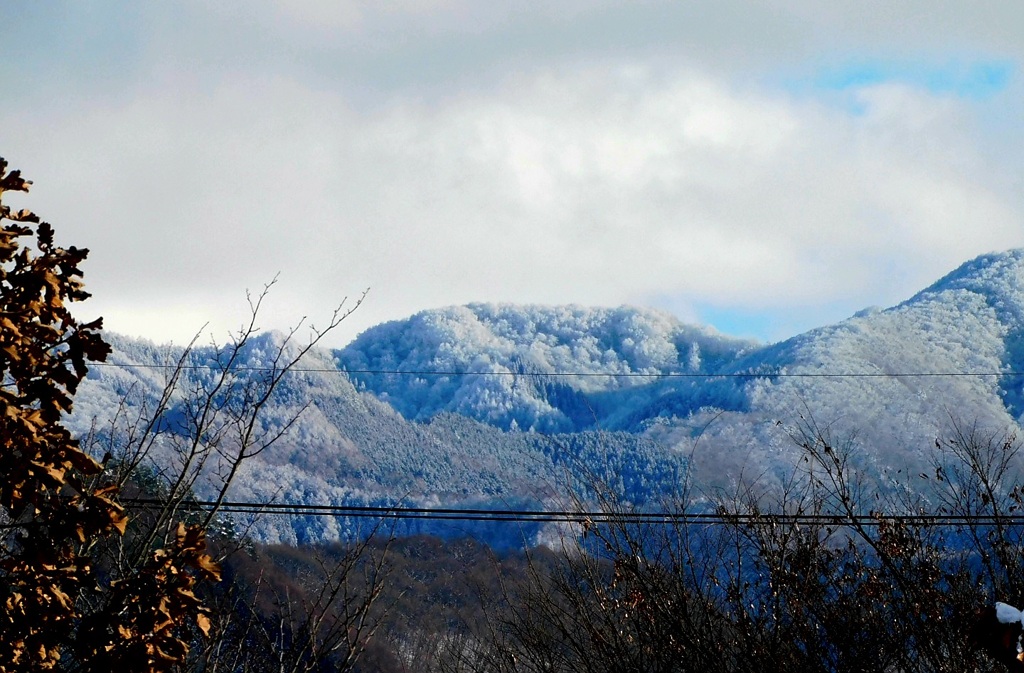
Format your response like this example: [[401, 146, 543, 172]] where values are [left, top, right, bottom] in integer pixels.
[[668, 249, 1021, 484], [337, 303, 760, 432], [338, 251, 1024, 444], [68, 249, 1024, 543], [69, 330, 679, 545]]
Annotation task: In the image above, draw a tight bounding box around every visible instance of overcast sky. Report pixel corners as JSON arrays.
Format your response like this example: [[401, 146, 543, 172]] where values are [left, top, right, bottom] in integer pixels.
[[3, 2, 1023, 346]]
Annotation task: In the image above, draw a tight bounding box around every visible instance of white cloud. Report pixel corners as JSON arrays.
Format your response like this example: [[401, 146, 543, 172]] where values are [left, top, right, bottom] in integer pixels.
[[2, 3, 1022, 345]]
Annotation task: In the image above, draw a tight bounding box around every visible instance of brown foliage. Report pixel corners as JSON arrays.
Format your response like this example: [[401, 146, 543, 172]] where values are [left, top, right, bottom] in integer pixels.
[[77, 523, 221, 671], [0, 158, 219, 672]]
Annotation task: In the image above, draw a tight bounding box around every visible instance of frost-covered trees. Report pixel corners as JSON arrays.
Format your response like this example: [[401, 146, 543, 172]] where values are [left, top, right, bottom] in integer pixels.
[[337, 303, 757, 431]]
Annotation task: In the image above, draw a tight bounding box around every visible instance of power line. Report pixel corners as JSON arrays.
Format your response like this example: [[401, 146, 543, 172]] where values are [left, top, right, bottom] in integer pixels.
[[89, 361, 1024, 379], [121, 498, 1024, 526]]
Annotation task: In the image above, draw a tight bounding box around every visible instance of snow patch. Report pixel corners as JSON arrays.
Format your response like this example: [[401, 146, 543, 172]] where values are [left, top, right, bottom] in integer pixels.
[[996, 601, 1022, 624]]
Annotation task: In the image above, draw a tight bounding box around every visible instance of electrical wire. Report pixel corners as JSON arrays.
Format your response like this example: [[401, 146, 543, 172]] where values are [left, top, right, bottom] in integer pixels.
[[88, 361, 1024, 379], [120, 498, 1024, 526]]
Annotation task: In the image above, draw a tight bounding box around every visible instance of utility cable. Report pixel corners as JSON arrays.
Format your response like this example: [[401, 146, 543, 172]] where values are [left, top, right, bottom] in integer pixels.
[[121, 498, 1024, 526], [88, 361, 1024, 379]]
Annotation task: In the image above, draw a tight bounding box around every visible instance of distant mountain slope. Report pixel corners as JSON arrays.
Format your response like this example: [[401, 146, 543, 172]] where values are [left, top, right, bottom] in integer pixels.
[[666, 250, 1021, 483], [68, 250, 1024, 544], [337, 304, 759, 432], [335, 251, 1024, 488], [69, 331, 680, 545]]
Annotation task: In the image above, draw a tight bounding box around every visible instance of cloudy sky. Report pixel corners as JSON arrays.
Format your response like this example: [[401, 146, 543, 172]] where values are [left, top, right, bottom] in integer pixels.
[[3, 2, 1023, 346]]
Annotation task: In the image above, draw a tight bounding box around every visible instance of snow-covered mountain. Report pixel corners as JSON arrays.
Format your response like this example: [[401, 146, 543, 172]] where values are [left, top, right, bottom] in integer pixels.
[[69, 250, 1024, 544], [69, 330, 677, 545], [337, 304, 759, 433]]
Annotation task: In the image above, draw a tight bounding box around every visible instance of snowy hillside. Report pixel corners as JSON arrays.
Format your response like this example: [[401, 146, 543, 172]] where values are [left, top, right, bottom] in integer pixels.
[[666, 250, 1023, 485], [68, 250, 1024, 543], [337, 304, 758, 432], [333, 251, 1024, 491], [69, 331, 679, 545]]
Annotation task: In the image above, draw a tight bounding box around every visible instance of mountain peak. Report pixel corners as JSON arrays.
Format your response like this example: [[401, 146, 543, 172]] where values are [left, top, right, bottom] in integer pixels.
[[918, 249, 1024, 291], [909, 249, 1024, 326]]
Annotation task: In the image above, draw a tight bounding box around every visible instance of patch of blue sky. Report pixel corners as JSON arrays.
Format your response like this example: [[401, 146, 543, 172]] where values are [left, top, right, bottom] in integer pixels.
[[777, 58, 1014, 105], [695, 304, 779, 343], [693, 301, 869, 345], [815, 59, 1013, 100]]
